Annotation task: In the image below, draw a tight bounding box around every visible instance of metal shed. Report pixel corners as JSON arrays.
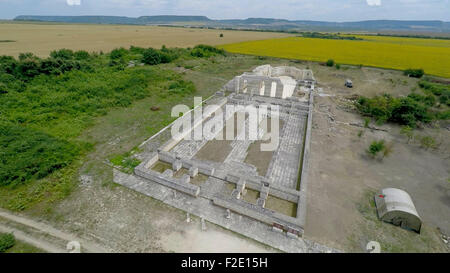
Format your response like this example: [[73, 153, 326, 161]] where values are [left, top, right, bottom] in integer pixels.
[[374, 188, 422, 233]]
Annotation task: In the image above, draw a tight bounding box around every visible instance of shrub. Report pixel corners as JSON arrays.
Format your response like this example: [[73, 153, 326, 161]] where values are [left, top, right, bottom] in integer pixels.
[[404, 68, 424, 78], [0, 82, 7, 94], [18, 52, 36, 61], [50, 49, 74, 60], [110, 47, 128, 60], [420, 136, 438, 150], [326, 59, 334, 67], [435, 109, 450, 120], [0, 122, 79, 187], [0, 233, 15, 253], [220, 33, 224, 38], [389, 97, 432, 126], [335, 63, 341, 70], [368, 140, 385, 157], [74, 50, 91, 60], [129, 46, 146, 55], [407, 93, 436, 107], [356, 94, 433, 127], [418, 80, 450, 106], [190, 44, 225, 58], [0, 55, 18, 74], [142, 48, 162, 65], [15, 58, 41, 80]]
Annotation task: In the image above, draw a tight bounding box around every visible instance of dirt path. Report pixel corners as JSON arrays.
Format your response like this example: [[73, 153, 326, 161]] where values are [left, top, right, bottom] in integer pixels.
[[0, 209, 108, 253], [0, 224, 64, 253]]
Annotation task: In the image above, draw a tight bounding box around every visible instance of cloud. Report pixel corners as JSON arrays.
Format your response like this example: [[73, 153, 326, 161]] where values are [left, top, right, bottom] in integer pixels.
[[366, 0, 381, 6], [67, 0, 81, 6]]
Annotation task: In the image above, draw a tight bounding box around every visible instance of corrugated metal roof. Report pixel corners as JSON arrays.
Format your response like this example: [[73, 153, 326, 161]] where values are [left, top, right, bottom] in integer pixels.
[[376, 188, 421, 220]]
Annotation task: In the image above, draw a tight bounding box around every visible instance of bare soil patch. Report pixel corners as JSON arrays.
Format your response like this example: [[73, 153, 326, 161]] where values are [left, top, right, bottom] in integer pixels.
[[245, 118, 285, 176], [242, 188, 260, 205], [265, 195, 297, 218]]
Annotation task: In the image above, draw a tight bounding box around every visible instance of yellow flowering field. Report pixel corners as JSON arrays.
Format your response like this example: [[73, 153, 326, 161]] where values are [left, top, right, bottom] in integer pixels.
[[220, 35, 450, 78]]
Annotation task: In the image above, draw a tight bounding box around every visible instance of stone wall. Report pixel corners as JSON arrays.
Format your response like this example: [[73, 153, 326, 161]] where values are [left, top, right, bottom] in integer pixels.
[[134, 164, 200, 197], [213, 194, 303, 236]]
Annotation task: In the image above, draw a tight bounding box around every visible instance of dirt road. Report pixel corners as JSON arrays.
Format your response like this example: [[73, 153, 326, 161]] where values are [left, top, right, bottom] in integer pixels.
[[0, 209, 108, 253]]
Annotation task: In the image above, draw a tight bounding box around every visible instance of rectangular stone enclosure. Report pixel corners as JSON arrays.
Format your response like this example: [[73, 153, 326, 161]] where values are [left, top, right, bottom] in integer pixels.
[[113, 65, 323, 252]]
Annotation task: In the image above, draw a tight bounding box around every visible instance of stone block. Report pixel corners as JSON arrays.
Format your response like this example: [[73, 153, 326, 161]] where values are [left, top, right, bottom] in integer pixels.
[[231, 189, 241, 199], [180, 174, 190, 184], [257, 198, 266, 208], [172, 160, 182, 171], [272, 226, 284, 233], [189, 167, 199, 178], [162, 169, 173, 178]]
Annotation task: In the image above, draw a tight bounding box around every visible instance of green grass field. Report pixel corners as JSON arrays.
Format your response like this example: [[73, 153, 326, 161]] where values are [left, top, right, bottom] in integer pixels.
[[221, 35, 450, 78]]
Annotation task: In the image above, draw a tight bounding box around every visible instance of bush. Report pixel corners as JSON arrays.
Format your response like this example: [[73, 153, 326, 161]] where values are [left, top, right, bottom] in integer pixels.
[[0, 233, 15, 253], [142, 48, 162, 65], [407, 93, 436, 107], [50, 49, 74, 60], [190, 44, 225, 58], [368, 140, 385, 157], [0, 55, 18, 74], [74, 50, 91, 60], [420, 136, 438, 150], [0, 122, 79, 187], [418, 80, 450, 106], [15, 58, 41, 80], [326, 59, 334, 67], [129, 46, 146, 55], [335, 63, 341, 70], [404, 68, 424, 78], [18, 52, 36, 61], [110, 47, 128, 60], [356, 94, 433, 127], [39, 58, 82, 75]]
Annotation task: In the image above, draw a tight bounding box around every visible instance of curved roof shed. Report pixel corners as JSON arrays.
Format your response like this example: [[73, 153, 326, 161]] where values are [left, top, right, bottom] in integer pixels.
[[374, 188, 422, 233]]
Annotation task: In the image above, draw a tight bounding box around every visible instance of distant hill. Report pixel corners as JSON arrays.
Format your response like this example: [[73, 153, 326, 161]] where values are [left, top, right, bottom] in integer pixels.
[[13, 15, 450, 33], [137, 15, 211, 23], [14, 15, 139, 25]]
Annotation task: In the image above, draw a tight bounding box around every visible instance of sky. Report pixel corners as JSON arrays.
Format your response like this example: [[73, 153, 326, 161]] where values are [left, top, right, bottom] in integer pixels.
[[0, 0, 449, 21]]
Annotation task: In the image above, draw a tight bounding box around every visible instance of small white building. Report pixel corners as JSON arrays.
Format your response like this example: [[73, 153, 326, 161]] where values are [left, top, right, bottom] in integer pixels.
[[374, 188, 422, 233]]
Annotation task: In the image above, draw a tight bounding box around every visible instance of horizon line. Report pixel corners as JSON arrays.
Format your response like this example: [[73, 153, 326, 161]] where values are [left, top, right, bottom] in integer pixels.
[[7, 14, 450, 23]]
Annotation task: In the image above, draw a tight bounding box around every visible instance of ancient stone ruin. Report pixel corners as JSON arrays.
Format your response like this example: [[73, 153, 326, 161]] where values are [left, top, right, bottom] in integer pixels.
[[114, 65, 334, 252]]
